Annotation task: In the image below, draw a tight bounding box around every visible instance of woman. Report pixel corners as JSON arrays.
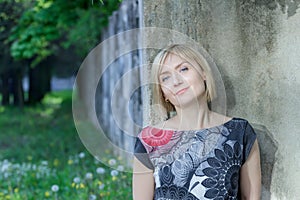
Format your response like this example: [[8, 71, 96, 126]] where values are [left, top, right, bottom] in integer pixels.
[[133, 44, 261, 200]]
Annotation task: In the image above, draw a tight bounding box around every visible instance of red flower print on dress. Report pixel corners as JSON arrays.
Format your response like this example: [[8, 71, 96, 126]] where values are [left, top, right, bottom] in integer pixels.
[[141, 126, 174, 146]]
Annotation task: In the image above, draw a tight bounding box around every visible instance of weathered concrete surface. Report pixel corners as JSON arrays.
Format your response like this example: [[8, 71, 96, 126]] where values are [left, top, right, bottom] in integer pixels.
[[74, 0, 142, 167], [141, 0, 300, 199]]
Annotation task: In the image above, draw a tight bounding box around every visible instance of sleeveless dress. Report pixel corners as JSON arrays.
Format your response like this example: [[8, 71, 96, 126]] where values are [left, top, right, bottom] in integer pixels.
[[134, 117, 257, 200]]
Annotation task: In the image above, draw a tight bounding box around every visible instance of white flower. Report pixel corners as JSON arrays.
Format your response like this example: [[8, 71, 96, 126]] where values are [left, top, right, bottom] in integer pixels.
[[110, 170, 119, 177], [4, 172, 10, 179], [96, 167, 105, 174], [108, 159, 116, 166], [99, 183, 105, 190], [117, 165, 124, 171], [51, 185, 59, 192], [41, 161, 48, 166], [89, 194, 97, 200], [74, 158, 79, 164], [85, 172, 93, 180], [73, 177, 81, 183], [1, 160, 11, 172], [78, 152, 85, 159]]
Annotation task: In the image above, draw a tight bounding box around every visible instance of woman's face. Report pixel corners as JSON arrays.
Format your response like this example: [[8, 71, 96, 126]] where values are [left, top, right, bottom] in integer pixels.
[[159, 53, 207, 108]]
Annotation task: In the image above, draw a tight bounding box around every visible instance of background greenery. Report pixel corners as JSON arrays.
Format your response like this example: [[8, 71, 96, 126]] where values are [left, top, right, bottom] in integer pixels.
[[0, 90, 132, 199], [0, 1, 132, 198], [0, 0, 121, 106]]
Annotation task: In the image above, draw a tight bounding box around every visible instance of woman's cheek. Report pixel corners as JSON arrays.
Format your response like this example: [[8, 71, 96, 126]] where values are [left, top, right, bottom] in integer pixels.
[[161, 85, 173, 97]]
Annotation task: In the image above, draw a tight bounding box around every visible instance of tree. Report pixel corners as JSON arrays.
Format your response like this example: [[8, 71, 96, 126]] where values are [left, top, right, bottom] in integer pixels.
[[0, 0, 25, 106], [2, 0, 121, 105]]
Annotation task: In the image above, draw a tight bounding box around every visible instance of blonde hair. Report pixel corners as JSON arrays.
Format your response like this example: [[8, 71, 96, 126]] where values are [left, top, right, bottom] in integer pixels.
[[150, 44, 216, 119]]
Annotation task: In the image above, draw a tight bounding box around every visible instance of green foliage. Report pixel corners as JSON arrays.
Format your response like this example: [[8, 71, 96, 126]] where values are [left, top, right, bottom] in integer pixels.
[[0, 90, 132, 199], [63, 7, 108, 57], [7, 0, 122, 67], [8, 1, 59, 66], [0, 0, 24, 57], [62, 0, 121, 57]]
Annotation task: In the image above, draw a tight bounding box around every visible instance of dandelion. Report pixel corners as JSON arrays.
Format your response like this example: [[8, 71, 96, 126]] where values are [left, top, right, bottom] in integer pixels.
[[99, 183, 105, 190], [74, 158, 79, 164], [117, 165, 124, 171], [13, 188, 19, 193], [53, 159, 59, 167], [85, 172, 93, 180], [110, 170, 119, 177], [41, 161, 48, 166], [45, 191, 50, 197], [1, 160, 11, 172], [51, 185, 59, 192], [89, 194, 97, 200], [68, 159, 73, 165], [73, 177, 81, 184], [108, 159, 116, 166], [78, 152, 85, 159], [100, 192, 105, 197], [96, 167, 105, 174]]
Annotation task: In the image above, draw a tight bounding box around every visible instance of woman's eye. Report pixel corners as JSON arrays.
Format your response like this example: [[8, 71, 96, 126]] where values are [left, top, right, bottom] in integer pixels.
[[161, 76, 170, 82], [180, 66, 189, 72]]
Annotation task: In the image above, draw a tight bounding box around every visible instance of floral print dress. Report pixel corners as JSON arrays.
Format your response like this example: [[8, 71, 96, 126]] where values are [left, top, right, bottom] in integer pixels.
[[134, 117, 257, 200]]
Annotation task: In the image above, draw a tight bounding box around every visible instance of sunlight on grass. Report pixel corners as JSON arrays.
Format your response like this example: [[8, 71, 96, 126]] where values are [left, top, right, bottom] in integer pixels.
[[0, 106, 5, 113], [39, 90, 69, 117], [42, 93, 63, 106]]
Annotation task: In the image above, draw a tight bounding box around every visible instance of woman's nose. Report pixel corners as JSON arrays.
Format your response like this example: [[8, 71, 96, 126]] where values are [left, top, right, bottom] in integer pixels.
[[172, 72, 183, 86]]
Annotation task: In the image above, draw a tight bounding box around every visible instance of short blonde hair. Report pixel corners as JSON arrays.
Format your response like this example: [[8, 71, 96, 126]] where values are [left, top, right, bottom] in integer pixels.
[[150, 44, 216, 119]]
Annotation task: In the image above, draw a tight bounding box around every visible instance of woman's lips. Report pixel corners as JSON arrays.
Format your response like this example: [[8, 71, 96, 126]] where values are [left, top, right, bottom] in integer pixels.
[[176, 87, 189, 95]]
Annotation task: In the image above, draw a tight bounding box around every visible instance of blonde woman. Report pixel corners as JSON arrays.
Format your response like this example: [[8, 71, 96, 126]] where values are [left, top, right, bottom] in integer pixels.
[[133, 44, 261, 200]]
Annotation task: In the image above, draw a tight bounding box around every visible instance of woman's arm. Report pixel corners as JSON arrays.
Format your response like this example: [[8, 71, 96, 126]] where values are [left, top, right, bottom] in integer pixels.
[[132, 157, 155, 200], [240, 139, 261, 200]]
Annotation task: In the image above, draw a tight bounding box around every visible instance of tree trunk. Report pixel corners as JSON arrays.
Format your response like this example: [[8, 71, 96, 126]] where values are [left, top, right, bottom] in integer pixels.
[[0, 71, 10, 105], [12, 67, 24, 107], [28, 60, 51, 104]]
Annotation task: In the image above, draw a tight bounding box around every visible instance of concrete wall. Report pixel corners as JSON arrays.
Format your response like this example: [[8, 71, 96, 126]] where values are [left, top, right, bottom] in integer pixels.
[[76, 0, 299, 197], [97, 0, 141, 155], [140, 0, 300, 199], [73, 0, 142, 167]]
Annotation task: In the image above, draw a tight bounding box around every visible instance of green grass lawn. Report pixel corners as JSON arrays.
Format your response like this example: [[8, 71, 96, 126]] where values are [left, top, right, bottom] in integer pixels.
[[0, 90, 132, 200]]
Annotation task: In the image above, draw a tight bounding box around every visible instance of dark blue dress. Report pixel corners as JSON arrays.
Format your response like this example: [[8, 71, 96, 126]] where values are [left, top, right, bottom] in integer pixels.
[[134, 117, 257, 200]]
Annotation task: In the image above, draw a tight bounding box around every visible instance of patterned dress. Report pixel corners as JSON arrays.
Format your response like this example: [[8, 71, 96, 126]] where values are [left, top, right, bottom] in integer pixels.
[[134, 117, 257, 200]]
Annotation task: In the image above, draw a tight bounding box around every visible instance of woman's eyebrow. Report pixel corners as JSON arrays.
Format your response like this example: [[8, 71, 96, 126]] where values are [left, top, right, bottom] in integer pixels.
[[160, 62, 188, 75]]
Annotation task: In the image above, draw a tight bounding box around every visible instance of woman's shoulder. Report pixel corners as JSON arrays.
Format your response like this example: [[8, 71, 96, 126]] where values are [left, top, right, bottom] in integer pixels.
[[226, 117, 251, 126], [224, 117, 256, 137]]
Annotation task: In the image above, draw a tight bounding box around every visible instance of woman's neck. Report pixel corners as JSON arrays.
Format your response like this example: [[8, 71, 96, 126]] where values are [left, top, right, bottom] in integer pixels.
[[173, 98, 213, 130]]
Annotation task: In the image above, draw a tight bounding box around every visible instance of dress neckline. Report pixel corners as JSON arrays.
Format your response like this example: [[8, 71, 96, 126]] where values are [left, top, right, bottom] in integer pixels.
[[148, 117, 236, 132]]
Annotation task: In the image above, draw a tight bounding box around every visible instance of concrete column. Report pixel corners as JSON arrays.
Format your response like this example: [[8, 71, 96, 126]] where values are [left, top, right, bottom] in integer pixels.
[[141, 0, 300, 199]]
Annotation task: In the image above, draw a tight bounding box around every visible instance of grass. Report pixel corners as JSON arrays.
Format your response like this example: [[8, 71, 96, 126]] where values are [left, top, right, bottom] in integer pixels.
[[0, 90, 132, 199]]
